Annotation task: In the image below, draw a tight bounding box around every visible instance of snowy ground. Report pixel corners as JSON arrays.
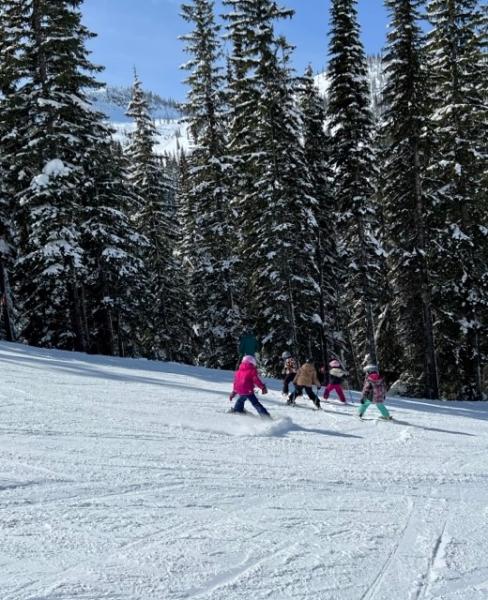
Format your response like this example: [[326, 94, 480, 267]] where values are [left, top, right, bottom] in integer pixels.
[[1, 342, 487, 600]]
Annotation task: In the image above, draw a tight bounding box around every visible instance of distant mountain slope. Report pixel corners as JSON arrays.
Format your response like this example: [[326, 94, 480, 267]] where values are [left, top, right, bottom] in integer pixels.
[[89, 85, 190, 155], [89, 86, 182, 122], [315, 55, 386, 119], [91, 56, 385, 157]]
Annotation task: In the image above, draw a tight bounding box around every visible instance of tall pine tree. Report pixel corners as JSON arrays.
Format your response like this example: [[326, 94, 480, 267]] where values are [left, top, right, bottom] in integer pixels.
[[180, 0, 239, 368], [224, 1, 321, 371], [126, 74, 192, 362], [380, 0, 439, 398], [0, 0, 30, 341], [326, 0, 382, 383], [299, 65, 342, 366], [83, 140, 146, 357], [425, 0, 487, 399], [4, 0, 109, 350]]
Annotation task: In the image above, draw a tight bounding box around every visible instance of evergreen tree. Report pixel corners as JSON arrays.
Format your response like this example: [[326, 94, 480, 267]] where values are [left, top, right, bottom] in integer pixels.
[[3, 0, 110, 351], [425, 0, 487, 399], [180, 0, 239, 369], [83, 141, 146, 357], [299, 66, 342, 366], [224, 1, 320, 371], [0, 0, 29, 341], [176, 149, 198, 360], [126, 74, 192, 362], [326, 0, 382, 383], [380, 0, 439, 398]]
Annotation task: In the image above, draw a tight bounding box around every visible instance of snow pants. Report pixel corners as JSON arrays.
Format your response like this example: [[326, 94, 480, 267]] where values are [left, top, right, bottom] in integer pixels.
[[233, 394, 270, 417], [282, 372, 296, 395], [358, 400, 390, 418], [323, 383, 346, 403], [290, 386, 319, 404]]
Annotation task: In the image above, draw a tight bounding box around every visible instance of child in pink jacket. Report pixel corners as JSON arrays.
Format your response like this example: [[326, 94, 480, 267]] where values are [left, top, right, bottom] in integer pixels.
[[229, 356, 271, 418]]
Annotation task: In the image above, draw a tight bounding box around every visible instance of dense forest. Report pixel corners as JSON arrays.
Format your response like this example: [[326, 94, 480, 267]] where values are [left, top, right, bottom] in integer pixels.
[[0, 0, 486, 399]]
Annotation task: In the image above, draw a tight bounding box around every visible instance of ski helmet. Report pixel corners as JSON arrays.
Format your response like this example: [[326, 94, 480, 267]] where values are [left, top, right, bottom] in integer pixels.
[[242, 355, 257, 366], [363, 364, 379, 374], [329, 359, 341, 368], [282, 351, 291, 359]]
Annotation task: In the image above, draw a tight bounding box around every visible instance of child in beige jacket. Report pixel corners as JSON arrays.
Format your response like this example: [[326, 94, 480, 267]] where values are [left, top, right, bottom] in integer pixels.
[[288, 359, 321, 408]]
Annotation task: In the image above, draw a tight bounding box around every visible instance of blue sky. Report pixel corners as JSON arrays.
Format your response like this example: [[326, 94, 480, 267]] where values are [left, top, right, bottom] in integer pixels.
[[82, 0, 389, 100]]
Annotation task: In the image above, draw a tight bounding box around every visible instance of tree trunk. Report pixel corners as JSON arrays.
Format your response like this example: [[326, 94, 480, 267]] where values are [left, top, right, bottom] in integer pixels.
[[67, 259, 87, 352], [0, 261, 15, 341]]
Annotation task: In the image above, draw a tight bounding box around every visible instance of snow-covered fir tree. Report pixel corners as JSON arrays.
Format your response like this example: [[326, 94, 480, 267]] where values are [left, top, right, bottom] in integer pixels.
[[126, 73, 192, 362], [425, 0, 487, 399], [180, 0, 239, 369], [326, 0, 382, 383], [2, 0, 112, 351], [83, 140, 146, 357], [299, 66, 342, 366], [0, 0, 31, 342], [224, 1, 321, 371], [380, 0, 439, 398]]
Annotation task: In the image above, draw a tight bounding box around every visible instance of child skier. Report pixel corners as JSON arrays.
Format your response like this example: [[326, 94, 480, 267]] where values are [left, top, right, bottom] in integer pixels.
[[358, 365, 392, 420], [288, 359, 321, 408], [229, 355, 271, 418], [281, 351, 298, 398], [323, 359, 347, 404]]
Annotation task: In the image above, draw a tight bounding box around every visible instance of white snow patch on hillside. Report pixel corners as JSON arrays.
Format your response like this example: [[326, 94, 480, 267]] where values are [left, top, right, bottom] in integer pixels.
[[1, 342, 487, 599], [111, 119, 191, 155]]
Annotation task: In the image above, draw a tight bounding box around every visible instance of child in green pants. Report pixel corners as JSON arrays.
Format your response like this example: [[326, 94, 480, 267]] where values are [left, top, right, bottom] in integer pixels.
[[358, 365, 392, 420]]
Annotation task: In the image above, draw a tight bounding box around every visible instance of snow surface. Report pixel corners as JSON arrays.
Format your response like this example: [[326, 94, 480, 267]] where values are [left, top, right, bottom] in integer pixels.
[[1, 342, 487, 600]]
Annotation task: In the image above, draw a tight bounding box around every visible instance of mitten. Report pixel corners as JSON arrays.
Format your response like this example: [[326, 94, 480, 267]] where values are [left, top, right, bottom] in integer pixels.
[[261, 385, 268, 395]]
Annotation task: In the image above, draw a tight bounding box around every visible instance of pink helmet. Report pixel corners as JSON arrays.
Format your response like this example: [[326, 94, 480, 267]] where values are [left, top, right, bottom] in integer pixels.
[[242, 355, 257, 366], [329, 359, 341, 368]]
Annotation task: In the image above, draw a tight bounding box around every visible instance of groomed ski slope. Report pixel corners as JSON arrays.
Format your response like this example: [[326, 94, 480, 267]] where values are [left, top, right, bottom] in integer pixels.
[[1, 342, 487, 600]]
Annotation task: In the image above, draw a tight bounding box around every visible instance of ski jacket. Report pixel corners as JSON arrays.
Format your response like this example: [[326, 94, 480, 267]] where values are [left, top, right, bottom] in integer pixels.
[[329, 367, 346, 385], [283, 357, 298, 375], [294, 363, 320, 387], [362, 373, 386, 403], [233, 362, 266, 396], [239, 334, 260, 357]]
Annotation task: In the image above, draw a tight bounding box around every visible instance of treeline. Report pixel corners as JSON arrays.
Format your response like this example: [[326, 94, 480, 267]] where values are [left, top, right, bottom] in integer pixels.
[[0, 0, 486, 399]]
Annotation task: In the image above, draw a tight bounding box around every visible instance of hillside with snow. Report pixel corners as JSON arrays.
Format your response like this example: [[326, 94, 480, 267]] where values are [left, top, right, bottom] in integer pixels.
[[315, 55, 386, 119], [1, 342, 487, 599], [89, 86, 190, 155], [90, 55, 385, 157]]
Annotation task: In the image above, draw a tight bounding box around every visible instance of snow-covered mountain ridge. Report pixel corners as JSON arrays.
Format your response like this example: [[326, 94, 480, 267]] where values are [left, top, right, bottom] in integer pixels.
[[1, 341, 487, 599], [90, 55, 385, 156], [89, 85, 182, 123], [315, 54, 386, 118], [89, 85, 189, 155]]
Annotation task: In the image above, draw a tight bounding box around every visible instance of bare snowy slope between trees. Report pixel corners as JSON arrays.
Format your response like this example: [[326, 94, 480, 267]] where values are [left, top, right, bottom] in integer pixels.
[[1, 342, 487, 600]]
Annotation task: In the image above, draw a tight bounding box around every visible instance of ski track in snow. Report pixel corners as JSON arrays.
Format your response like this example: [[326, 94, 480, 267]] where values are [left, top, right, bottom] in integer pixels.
[[0, 342, 487, 600]]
